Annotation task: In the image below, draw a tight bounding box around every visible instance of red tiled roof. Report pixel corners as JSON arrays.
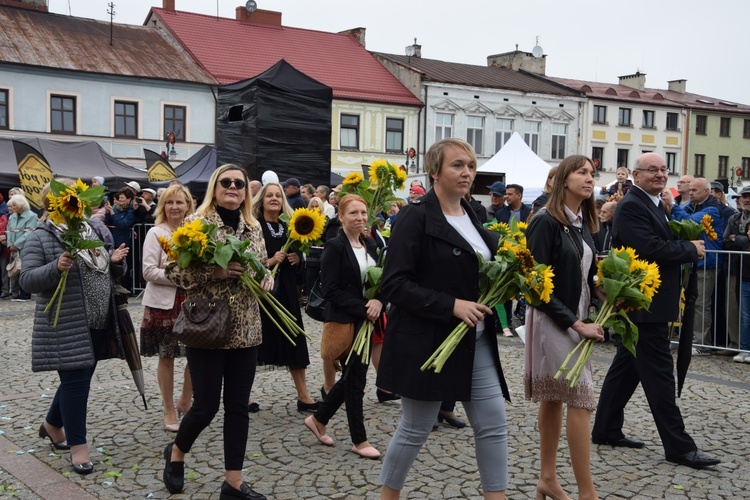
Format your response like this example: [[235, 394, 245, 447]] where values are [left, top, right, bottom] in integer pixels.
[[149, 8, 422, 107], [374, 53, 582, 97], [0, 6, 215, 84], [551, 76, 750, 114]]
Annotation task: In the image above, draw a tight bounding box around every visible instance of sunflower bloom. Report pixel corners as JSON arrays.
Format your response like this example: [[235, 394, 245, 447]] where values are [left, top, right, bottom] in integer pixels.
[[157, 235, 178, 261], [486, 222, 510, 237], [289, 208, 326, 244], [700, 214, 718, 241], [343, 172, 363, 186], [368, 159, 390, 185]]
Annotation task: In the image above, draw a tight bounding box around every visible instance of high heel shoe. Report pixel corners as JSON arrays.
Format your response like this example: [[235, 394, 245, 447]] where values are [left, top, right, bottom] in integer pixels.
[[437, 411, 466, 429], [39, 423, 70, 450], [536, 480, 571, 500], [296, 400, 321, 412], [376, 388, 401, 403], [70, 456, 94, 475]]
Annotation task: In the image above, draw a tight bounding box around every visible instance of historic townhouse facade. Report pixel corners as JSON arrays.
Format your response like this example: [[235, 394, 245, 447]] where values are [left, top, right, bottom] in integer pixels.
[[373, 48, 585, 169], [0, 2, 216, 166]]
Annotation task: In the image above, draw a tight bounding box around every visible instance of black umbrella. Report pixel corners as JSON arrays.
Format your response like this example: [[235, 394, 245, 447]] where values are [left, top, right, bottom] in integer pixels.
[[676, 267, 698, 398], [115, 291, 148, 409]]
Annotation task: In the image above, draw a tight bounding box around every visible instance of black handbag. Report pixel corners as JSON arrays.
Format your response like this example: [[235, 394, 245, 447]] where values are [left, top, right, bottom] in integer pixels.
[[305, 276, 326, 322], [173, 296, 232, 349]]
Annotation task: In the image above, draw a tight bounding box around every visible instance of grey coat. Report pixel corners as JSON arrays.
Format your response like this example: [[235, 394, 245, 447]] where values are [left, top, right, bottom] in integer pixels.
[[20, 219, 126, 372]]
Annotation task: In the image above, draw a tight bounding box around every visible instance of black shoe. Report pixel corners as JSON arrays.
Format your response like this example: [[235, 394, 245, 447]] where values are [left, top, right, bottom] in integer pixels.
[[592, 436, 644, 449], [431, 419, 439, 432], [248, 402, 260, 413], [438, 411, 466, 429], [666, 450, 720, 469], [219, 480, 267, 500], [297, 400, 321, 412], [163, 442, 184, 494], [70, 456, 94, 475], [39, 423, 70, 450], [376, 389, 401, 403]]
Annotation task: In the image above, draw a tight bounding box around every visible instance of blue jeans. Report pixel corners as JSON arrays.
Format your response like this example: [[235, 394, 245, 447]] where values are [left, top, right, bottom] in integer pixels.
[[740, 281, 750, 351]]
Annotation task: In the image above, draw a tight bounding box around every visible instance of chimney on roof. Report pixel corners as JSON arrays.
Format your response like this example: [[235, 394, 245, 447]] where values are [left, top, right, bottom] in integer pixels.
[[235, 7, 282, 26], [3, 0, 48, 11], [668, 79, 687, 93], [487, 49, 545, 75], [618, 71, 646, 91], [163, 0, 175, 11], [339, 28, 366, 47]]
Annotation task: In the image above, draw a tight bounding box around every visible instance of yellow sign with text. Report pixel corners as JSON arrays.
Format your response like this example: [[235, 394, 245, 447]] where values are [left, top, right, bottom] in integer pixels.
[[17, 153, 54, 210]]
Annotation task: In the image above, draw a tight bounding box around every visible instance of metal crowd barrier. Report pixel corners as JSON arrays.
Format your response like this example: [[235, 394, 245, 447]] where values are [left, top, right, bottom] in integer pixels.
[[688, 248, 748, 356], [128, 223, 153, 296]]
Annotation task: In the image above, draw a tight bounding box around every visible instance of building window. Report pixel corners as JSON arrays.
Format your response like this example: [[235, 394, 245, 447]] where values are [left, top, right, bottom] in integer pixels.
[[164, 105, 186, 141], [720, 117, 731, 137], [694, 154, 705, 177], [743, 157, 750, 179], [593, 105, 606, 124], [666, 112, 679, 131], [551, 123, 567, 160], [744, 119, 750, 139], [642, 110, 655, 129], [616, 148, 629, 169], [385, 118, 404, 153], [114, 101, 138, 138], [0, 89, 7, 130], [50, 95, 76, 134], [696, 115, 707, 135], [523, 121, 540, 154], [466, 116, 484, 155], [618, 108, 632, 127], [495, 118, 513, 152], [591, 147, 604, 171], [340, 114, 359, 150], [718, 156, 728, 178], [435, 112, 453, 141], [666, 152, 677, 174]]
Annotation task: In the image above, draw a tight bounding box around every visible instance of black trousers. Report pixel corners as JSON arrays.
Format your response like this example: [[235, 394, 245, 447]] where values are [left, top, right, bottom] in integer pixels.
[[592, 322, 696, 457], [314, 357, 368, 445], [176, 346, 257, 471]]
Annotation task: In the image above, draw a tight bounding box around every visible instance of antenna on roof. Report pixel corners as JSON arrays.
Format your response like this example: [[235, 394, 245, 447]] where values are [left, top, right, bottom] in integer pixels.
[[531, 36, 543, 58], [107, 2, 115, 46]]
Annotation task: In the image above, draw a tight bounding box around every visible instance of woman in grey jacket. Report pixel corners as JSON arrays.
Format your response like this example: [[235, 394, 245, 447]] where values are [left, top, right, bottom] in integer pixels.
[[21, 182, 128, 475]]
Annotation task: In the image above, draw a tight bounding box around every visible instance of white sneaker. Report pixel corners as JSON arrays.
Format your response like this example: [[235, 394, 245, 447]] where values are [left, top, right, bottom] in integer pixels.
[[503, 328, 514, 337], [733, 352, 747, 363]]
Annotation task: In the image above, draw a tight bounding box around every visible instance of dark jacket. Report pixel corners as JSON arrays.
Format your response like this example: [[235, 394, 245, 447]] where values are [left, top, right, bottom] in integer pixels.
[[593, 220, 613, 254], [20, 219, 126, 372], [320, 232, 383, 325], [494, 203, 531, 224], [287, 192, 306, 210], [612, 186, 698, 323], [468, 197, 487, 223], [526, 208, 597, 330], [723, 211, 750, 281], [376, 189, 510, 402]]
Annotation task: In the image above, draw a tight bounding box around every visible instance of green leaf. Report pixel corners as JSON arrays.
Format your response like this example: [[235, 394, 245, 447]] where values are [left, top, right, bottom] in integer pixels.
[[213, 243, 235, 269], [49, 178, 68, 197], [187, 471, 196, 479], [76, 240, 105, 250], [102, 471, 122, 478]]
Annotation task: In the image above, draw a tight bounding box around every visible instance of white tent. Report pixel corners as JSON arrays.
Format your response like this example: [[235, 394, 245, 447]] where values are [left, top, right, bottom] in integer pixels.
[[477, 132, 552, 203]]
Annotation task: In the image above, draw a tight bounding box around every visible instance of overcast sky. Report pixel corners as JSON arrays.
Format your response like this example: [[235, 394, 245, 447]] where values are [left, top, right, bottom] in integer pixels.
[[49, 0, 749, 105]]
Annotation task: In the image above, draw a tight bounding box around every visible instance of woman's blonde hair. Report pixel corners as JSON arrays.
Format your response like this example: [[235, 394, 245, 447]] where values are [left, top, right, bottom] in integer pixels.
[[251, 182, 292, 219], [545, 155, 599, 234], [196, 164, 258, 227], [154, 184, 193, 226], [307, 196, 325, 215], [423, 138, 476, 186]]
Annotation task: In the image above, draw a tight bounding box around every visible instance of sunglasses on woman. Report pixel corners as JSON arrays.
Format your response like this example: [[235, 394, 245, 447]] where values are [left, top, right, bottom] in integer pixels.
[[218, 178, 247, 189]]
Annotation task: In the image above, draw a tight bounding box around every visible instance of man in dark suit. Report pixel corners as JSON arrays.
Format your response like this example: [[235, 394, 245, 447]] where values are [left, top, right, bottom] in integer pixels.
[[591, 152, 720, 469]]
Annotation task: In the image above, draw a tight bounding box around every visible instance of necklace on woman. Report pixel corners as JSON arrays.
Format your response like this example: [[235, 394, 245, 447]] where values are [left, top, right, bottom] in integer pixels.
[[266, 221, 284, 239]]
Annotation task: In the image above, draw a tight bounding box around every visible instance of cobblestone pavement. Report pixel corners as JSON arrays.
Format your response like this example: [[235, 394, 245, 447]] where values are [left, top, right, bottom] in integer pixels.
[[0, 297, 748, 499]]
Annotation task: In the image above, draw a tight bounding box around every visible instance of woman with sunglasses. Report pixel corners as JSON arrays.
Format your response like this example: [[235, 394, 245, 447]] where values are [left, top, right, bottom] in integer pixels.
[[162, 165, 273, 500]]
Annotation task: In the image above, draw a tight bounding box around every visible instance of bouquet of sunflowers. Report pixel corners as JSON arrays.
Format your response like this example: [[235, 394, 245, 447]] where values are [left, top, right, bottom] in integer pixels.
[[45, 178, 106, 326], [346, 264, 384, 365], [270, 207, 326, 277], [421, 219, 554, 373], [340, 159, 407, 226], [554, 246, 660, 387], [159, 219, 308, 345]]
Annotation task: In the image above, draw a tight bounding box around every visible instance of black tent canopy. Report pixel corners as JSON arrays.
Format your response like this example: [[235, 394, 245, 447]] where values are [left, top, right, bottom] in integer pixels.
[[217, 59, 333, 188]]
